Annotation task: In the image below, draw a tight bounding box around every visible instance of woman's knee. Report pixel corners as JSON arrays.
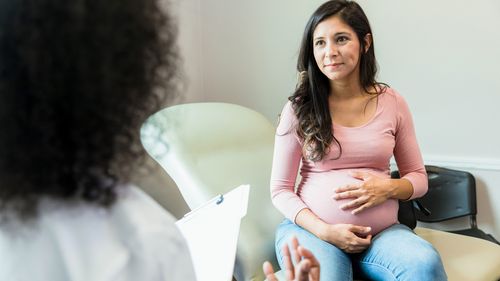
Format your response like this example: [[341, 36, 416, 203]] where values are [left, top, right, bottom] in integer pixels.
[[362, 225, 447, 280], [412, 243, 447, 278]]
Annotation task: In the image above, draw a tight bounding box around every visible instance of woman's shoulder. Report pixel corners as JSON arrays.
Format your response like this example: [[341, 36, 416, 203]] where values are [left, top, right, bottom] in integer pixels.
[[281, 100, 295, 115], [276, 100, 299, 135], [378, 86, 409, 108]]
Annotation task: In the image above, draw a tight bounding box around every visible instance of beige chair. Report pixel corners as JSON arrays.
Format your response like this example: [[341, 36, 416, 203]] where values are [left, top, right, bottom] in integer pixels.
[[415, 227, 500, 281], [141, 102, 500, 281]]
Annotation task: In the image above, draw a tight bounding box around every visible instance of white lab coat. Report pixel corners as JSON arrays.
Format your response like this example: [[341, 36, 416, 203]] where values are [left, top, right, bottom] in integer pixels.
[[0, 185, 196, 281]]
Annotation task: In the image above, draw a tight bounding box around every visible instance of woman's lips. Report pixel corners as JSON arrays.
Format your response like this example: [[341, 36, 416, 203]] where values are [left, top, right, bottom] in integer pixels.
[[325, 63, 342, 69]]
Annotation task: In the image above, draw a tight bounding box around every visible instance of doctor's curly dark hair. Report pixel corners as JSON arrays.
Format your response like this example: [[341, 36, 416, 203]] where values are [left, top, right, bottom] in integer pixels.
[[0, 0, 179, 220]]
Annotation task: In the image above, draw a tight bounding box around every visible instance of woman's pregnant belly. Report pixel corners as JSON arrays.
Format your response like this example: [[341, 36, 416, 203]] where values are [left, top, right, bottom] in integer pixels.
[[298, 169, 398, 235]]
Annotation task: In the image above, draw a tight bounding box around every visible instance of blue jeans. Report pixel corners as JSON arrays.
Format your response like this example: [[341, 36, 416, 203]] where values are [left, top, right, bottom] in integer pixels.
[[275, 220, 447, 281]]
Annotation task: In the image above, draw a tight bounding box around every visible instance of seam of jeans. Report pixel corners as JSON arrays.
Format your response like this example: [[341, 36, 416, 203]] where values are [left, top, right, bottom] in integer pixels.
[[358, 260, 398, 281]]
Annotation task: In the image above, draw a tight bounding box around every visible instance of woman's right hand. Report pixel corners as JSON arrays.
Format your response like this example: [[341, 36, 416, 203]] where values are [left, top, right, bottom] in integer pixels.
[[319, 223, 372, 253], [295, 209, 372, 253]]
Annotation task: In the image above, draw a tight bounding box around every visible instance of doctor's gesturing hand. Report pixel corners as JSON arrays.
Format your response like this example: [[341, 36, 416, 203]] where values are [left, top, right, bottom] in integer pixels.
[[263, 236, 320, 281]]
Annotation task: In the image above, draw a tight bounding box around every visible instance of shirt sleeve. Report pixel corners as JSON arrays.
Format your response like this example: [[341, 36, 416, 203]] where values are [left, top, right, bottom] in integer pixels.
[[158, 228, 197, 281], [136, 220, 197, 281], [393, 93, 428, 199], [270, 101, 308, 222]]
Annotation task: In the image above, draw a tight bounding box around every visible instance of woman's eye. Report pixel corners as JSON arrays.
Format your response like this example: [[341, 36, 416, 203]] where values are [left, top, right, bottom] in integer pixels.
[[314, 40, 325, 46], [337, 36, 349, 43]]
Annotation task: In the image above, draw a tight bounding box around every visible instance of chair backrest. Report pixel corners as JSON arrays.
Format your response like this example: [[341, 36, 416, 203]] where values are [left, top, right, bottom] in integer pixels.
[[141, 102, 283, 281], [392, 165, 477, 225], [416, 165, 477, 223]]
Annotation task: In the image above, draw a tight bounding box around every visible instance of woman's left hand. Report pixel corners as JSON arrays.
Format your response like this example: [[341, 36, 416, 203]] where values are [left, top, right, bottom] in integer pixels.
[[333, 171, 396, 215]]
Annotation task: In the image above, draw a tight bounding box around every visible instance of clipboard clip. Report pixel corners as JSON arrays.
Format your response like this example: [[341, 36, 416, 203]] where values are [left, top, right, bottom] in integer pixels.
[[216, 194, 224, 205], [182, 193, 225, 219]]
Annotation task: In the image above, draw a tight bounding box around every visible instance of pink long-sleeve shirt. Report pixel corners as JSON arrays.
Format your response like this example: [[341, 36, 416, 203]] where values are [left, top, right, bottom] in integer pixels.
[[270, 88, 427, 234]]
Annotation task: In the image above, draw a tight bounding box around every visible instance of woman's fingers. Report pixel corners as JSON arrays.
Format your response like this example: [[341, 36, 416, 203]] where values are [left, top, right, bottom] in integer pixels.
[[351, 201, 374, 214], [348, 225, 372, 235], [339, 196, 367, 210], [331, 224, 373, 253], [333, 184, 360, 198], [345, 233, 372, 253]]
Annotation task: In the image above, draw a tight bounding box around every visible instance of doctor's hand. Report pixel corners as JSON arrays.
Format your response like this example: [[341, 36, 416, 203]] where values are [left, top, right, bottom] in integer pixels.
[[263, 236, 320, 281], [333, 171, 396, 215]]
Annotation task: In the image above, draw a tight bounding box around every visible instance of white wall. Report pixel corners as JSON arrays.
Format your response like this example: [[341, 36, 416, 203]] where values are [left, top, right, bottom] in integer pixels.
[[198, 0, 320, 121], [172, 0, 204, 103], [357, 0, 500, 160], [177, 0, 500, 237]]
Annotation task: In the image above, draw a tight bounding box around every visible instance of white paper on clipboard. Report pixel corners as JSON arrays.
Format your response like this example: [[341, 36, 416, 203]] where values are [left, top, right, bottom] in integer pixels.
[[176, 185, 250, 281]]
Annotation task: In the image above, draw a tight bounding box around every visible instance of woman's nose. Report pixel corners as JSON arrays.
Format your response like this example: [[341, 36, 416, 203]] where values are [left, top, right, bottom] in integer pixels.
[[325, 43, 338, 57]]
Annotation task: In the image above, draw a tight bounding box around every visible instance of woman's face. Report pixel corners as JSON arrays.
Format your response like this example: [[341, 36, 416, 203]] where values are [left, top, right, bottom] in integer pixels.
[[312, 15, 367, 83]]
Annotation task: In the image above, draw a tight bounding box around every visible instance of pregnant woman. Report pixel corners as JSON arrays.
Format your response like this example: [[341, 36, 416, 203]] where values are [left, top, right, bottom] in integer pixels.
[[270, 1, 447, 280]]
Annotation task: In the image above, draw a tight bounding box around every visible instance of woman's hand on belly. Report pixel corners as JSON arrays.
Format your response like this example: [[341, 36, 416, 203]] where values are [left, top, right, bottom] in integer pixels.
[[333, 171, 395, 215], [319, 223, 372, 253]]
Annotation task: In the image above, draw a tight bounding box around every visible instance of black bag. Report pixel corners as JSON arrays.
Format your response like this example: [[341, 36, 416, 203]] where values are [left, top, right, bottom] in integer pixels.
[[398, 200, 417, 229], [392, 170, 430, 229], [398, 200, 430, 230]]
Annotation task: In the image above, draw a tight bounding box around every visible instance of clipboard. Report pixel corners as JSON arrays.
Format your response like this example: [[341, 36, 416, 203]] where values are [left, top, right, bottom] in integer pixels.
[[176, 185, 250, 281]]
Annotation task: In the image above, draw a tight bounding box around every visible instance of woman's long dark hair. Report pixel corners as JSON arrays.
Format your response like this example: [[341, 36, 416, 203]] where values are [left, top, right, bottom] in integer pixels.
[[290, 0, 382, 161], [0, 0, 179, 220]]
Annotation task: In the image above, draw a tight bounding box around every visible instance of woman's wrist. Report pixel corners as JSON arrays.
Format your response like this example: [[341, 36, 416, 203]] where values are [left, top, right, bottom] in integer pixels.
[[317, 222, 333, 241], [296, 208, 330, 240], [387, 179, 399, 198], [389, 178, 413, 200]]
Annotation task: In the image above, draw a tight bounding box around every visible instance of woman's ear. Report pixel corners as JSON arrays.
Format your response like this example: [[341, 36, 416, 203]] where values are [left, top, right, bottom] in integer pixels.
[[363, 33, 372, 53]]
